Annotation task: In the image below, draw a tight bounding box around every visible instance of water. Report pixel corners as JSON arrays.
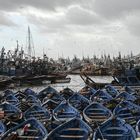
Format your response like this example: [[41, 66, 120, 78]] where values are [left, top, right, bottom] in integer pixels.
[[13, 75, 113, 93]]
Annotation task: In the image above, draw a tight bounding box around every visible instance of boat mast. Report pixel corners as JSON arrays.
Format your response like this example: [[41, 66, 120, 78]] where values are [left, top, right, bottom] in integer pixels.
[[14, 40, 19, 61], [28, 26, 31, 58], [27, 26, 35, 60], [0, 47, 5, 66]]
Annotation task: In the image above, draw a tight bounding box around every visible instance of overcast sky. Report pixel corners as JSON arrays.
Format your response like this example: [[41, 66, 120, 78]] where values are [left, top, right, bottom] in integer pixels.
[[0, 0, 140, 59]]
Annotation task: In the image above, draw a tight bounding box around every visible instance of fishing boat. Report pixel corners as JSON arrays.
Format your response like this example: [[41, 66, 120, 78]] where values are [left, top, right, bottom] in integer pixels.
[[94, 117, 136, 140], [136, 120, 140, 137], [24, 88, 37, 97], [80, 73, 140, 90], [42, 92, 64, 104], [105, 85, 119, 97], [42, 99, 59, 112], [115, 100, 140, 111], [115, 92, 136, 102], [3, 89, 14, 97], [53, 101, 80, 122], [15, 91, 26, 101], [0, 76, 13, 90], [116, 75, 140, 86], [53, 77, 71, 84], [114, 101, 140, 127], [0, 121, 6, 136], [1, 118, 47, 140], [38, 86, 58, 100], [24, 104, 52, 124], [26, 95, 41, 106], [38, 86, 64, 103], [79, 86, 96, 100], [0, 102, 22, 121], [15, 89, 38, 109], [45, 120, 62, 133], [4, 94, 19, 106], [68, 93, 90, 111], [23, 75, 50, 85], [15, 91, 31, 112], [23, 74, 69, 85], [83, 102, 112, 125], [46, 73, 68, 81], [60, 87, 74, 100], [46, 118, 93, 140], [80, 73, 111, 89], [90, 89, 113, 103]]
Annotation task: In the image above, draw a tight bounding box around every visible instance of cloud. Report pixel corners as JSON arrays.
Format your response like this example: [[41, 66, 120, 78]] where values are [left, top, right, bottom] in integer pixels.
[[27, 5, 104, 34], [0, 12, 16, 26], [66, 5, 102, 25], [123, 11, 140, 36], [0, 0, 81, 12], [93, 0, 140, 19], [0, 0, 140, 59], [27, 13, 66, 33]]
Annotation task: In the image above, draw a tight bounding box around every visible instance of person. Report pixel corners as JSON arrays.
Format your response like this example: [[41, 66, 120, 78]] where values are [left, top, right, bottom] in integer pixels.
[[17, 123, 31, 136]]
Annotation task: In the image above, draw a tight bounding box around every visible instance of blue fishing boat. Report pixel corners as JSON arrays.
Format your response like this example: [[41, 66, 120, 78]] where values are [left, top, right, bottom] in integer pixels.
[[24, 88, 37, 97], [26, 95, 41, 106], [115, 92, 136, 102], [38, 86, 64, 103], [60, 87, 74, 100], [0, 121, 6, 136], [90, 89, 113, 103], [83, 102, 112, 125], [15, 91, 33, 112], [42, 99, 59, 112], [38, 86, 58, 101], [81, 71, 140, 89], [114, 101, 140, 127], [136, 120, 140, 137], [53, 101, 80, 122], [115, 100, 140, 111], [94, 117, 136, 140], [42, 92, 64, 104], [105, 85, 119, 97], [79, 86, 96, 100], [0, 102, 22, 121], [16, 101, 31, 113], [45, 120, 62, 133], [116, 75, 140, 86], [113, 67, 140, 87], [68, 93, 90, 111], [4, 94, 19, 106], [1, 118, 47, 140], [24, 104, 52, 124], [3, 89, 14, 97], [15, 91, 26, 101], [46, 118, 93, 140]]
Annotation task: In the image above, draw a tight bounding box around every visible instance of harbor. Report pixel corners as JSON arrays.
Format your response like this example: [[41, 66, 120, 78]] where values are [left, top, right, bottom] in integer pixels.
[[1, 28, 140, 139], [1, 0, 140, 139], [0, 74, 140, 139], [1, 31, 140, 139]]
